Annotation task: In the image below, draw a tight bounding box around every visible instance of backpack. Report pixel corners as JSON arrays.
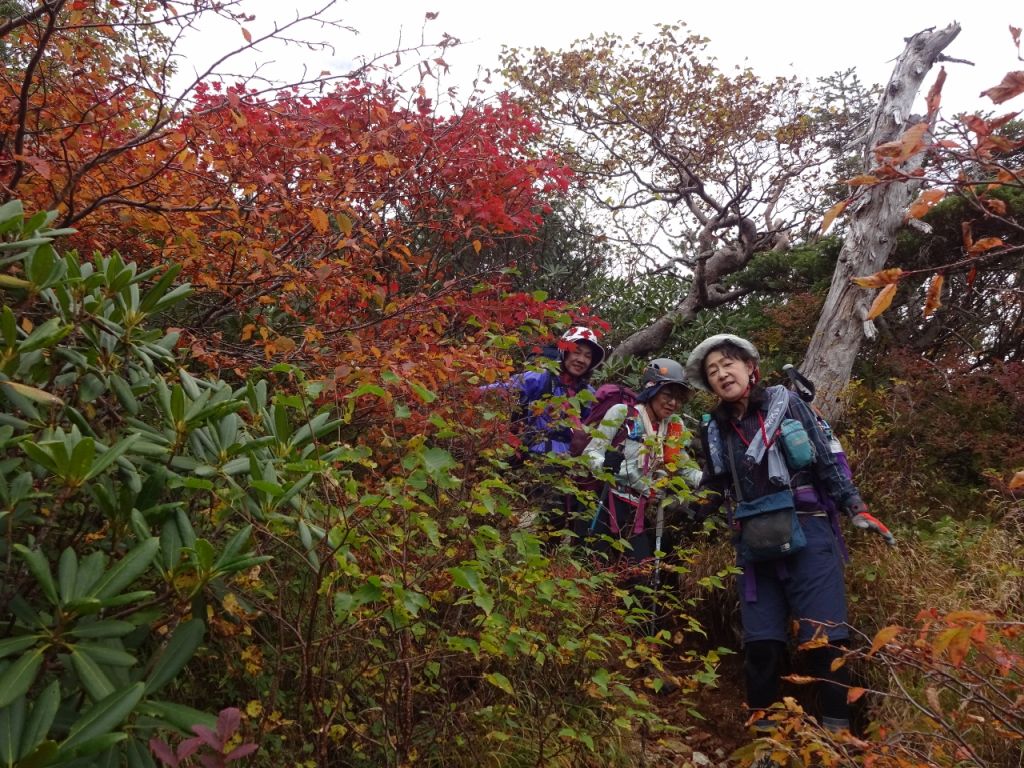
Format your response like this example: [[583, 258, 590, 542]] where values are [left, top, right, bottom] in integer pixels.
[[568, 383, 639, 457]]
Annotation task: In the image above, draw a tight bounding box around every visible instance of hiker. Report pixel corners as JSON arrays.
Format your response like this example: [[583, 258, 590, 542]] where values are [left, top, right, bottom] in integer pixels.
[[481, 326, 605, 531], [685, 333, 895, 734], [578, 358, 702, 563]]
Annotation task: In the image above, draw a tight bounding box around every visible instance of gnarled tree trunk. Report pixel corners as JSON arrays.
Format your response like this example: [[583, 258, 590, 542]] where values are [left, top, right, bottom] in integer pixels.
[[801, 24, 960, 421]]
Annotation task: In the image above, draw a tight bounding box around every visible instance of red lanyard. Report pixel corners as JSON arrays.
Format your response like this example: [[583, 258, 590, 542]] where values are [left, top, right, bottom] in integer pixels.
[[730, 411, 774, 450]]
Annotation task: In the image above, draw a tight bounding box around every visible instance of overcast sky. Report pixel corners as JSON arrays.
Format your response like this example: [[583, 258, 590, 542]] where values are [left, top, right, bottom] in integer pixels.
[[180, 1, 1022, 115]]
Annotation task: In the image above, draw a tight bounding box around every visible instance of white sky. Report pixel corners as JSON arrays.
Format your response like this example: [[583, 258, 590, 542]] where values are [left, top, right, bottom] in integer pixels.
[[177, 0, 1023, 116]]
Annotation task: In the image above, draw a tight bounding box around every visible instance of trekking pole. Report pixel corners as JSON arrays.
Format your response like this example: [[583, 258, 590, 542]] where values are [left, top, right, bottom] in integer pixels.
[[782, 363, 815, 403], [588, 482, 610, 535], [648, 496, 666, 637]]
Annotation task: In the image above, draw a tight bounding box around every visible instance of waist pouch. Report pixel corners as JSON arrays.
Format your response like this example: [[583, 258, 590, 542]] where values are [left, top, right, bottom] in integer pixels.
[[734, 489, 807, 562], [779, 418, 814, 469]]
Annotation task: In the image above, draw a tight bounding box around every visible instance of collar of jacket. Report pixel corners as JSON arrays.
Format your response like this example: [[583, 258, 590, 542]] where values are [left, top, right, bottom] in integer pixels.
[[710, 383, 768, 425]]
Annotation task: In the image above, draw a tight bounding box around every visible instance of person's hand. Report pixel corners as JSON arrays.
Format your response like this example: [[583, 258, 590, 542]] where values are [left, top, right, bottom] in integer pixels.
[[849, 504, 896, 546], [602, 449, 624, 473]]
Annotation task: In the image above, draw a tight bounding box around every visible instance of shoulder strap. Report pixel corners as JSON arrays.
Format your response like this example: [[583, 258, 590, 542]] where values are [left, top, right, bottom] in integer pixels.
[[606, 403, 636, 448], [725, 432, 744, 502]]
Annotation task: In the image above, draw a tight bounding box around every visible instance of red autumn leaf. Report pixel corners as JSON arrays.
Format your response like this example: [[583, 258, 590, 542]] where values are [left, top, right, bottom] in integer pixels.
[[987, 111, 1020, 132], [13, 154, 52, 180], [866, 283, 898, 320], [1012, 25, 1022, 50], [847, 687, 867, 704], [851, 267, 906, 289], [980, 71, 1024, 104], [961, 114, 991, 137], [241, 27, 252, 44], [922, 274, 943, 318], [820, 199, 848, 235]]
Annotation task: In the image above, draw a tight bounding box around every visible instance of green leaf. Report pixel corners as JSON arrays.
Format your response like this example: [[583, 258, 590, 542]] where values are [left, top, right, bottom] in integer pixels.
[[69, 620, 137, 640], [144, 620, 204, 696], [136, 700, 216, 733], [348, 383, 386, 399], [57, 548, 78, 604], [12, 546, 57, 606], [88, 538, 159, 600], [0, 649, 43, 708], [84, 434, 140, 482], [74, 551, 107, 600], [449, 567, 482, 593], [484, 672, 514, 695], [138, 265, 183, 313], [60, 683, 144, 753], [0, 636, 38, 661], [21, 680, 60, 758], [0, 692, 25, 766], [69, 648, 115, 701], [408, 381, 437, 404], [0, 274, 32, 290], [74, 643, 138, 668], [0, 381, 63, 407]]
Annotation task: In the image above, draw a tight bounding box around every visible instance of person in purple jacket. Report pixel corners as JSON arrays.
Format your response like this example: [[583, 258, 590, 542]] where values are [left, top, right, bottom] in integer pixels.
[[685, 334, 895, 735], [483, 326, 605, 533]]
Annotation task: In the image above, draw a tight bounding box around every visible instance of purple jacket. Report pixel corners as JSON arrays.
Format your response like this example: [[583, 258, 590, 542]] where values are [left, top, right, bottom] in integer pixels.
[[482, 369, 594, 455]]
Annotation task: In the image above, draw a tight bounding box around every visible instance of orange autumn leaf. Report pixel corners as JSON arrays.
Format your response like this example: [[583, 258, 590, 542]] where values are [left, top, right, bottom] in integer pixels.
[[967, 237, 1004, 255], [906, 188, 945, 220], [847, 687, 867, 704], [1008, 470, 1024, 490], [873, 122, 929, 164], [925, 67, 946, 117], [851, 267, 906, 289], [984, 198, 1008, 216], [966, 265, 978, 288], [980, 71, 1024, 104], [943, 610, 995, 623], [309, 209, 329, 234], [962, 221, 974, 250], [868, 625, 902, 656], [843, 175, 880, 186], [923, 274, 943, 318], [820, 199, 848, 235], [866, 283, 898, 320]]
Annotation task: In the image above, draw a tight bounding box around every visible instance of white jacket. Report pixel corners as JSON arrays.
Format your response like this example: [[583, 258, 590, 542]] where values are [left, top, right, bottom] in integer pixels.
[[582, 403, 702, 503]]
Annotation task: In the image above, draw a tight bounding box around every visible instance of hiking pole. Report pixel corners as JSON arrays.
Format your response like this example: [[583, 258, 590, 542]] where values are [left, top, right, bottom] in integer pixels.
[[648, 496, 666, 638], [782, 363, 815, 403], [588, 482, 610, 535]]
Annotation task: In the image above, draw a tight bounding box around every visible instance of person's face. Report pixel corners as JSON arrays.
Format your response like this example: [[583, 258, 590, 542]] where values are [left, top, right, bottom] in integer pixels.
[[704, 350, 755, 402], [562, 344, 593, 377], [650, 383, 689, 421]]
